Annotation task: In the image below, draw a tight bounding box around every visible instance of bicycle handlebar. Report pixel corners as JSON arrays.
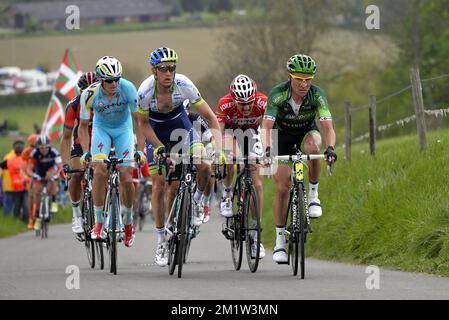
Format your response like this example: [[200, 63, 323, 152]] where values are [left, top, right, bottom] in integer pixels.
[[274, 155, 325, 161]]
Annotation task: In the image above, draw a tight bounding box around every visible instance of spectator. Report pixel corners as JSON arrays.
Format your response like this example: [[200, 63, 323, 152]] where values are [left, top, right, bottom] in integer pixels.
[[1, 148, 15, 215], [22, 134, 38, 229], [0, 140, 28, 222]]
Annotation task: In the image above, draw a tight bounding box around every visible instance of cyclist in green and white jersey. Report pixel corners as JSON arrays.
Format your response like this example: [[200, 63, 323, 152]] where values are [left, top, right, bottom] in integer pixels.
[[261, 54, 337, 264]]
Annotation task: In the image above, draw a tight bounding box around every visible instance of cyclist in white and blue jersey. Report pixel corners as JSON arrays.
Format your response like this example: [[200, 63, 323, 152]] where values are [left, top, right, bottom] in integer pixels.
[[78, 56, 147, 248], [135, 47, 221, 267]]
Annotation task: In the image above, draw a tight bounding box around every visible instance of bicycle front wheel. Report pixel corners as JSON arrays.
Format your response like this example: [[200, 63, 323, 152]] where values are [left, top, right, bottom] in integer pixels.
[[244, 185, 260, 273], [177, 188, 190, 278], [289, 183, 306, 277], [109, 190, 119, 275], [83, 197, 95, 268], [168, 191, 183, 276], [230, 180, 243, 271]]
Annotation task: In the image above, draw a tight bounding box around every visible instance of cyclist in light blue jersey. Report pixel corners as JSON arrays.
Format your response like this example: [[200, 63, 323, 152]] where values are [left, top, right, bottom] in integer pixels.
[[78, 56, 147, 248], [135, 47, 222, 267]]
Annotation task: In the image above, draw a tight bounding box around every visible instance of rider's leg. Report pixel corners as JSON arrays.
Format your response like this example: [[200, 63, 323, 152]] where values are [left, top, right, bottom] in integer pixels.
[[166, 180, 180, 223], [33, 182, 43, 229], [69, 156, 83, 219], [273, 165, 291, 260], [119, 167, 135, 224], [92, 161, 108, 223], [302, 131, 322, 218]]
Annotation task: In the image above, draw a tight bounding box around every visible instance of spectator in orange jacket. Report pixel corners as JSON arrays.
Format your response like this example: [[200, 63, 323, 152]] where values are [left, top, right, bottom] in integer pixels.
[[0, 148, 15, 216], [0, 140, 28, 222]]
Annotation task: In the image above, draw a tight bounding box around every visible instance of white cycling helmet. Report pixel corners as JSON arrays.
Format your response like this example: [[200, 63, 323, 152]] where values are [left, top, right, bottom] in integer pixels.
[[95, 56, 122, 80], [230, 74, 257, 103]]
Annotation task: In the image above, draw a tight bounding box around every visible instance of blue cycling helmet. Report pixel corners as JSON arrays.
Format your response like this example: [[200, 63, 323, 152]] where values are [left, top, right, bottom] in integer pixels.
[[149, 47, 178, 66]]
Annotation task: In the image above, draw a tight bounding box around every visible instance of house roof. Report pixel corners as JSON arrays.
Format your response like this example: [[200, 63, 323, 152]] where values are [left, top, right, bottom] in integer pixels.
[[10, 0, 169, 21]]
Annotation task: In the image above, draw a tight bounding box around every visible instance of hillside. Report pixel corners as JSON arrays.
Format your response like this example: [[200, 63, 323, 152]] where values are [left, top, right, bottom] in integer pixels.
[[261, 128, 449, 276]]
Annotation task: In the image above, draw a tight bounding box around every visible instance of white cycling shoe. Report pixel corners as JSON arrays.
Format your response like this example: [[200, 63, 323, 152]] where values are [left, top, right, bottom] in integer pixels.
[[272, 245, 288, 264], [192, 201, 204, 227], [220, 196, 233, 218], [308, 197, 322, 219], [71, 216, 84, 234], [155, 242, 168, 267]]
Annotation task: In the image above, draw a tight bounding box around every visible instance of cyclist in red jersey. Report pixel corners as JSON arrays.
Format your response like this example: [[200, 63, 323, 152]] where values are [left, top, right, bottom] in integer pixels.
[[60, 72, 98, 237], [215, 74, 267, 259]]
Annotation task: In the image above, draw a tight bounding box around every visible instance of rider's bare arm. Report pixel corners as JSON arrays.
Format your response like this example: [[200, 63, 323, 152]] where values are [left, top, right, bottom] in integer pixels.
[[60, 127, 73, 165], [320, 120, 336, 148], [78, 119, 90, 155], [261, 118, 275, 150], [135, 112, 164, 149], [194, 101, 222, 150]]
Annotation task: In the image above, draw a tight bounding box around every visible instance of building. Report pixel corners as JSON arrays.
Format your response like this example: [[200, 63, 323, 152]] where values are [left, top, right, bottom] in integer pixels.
[[5, 0, 170, 30]]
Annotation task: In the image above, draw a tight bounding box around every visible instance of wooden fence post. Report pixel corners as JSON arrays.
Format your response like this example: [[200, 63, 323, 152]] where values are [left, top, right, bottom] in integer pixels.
[[344, 101, 351, 162], [410, 68, 428, 151], [368, 94, 377, 156]]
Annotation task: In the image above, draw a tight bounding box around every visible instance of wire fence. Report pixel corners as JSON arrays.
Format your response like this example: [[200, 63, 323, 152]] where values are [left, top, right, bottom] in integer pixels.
[[341, 70, 449, 156]]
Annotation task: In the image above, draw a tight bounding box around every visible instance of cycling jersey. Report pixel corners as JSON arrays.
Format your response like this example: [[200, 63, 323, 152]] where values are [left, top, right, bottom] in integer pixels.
[[137, 74, 204, 173], [80, 78, 138, 166], [65, 95, 93, 145], [216, 92, 267, 130], [263, 82, 332, 135], [29, 147, 61, 179]]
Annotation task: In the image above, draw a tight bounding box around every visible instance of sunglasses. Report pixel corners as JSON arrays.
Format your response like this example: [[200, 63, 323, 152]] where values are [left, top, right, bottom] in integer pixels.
[[289, 74, 314, 82], [104, 78, 120, 83], [156, 65, 176, 73], [236, 101, 254, 107]]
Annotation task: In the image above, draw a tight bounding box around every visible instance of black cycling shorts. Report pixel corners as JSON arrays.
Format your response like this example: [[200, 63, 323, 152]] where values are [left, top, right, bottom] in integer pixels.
[[276, 123, 320, 156]]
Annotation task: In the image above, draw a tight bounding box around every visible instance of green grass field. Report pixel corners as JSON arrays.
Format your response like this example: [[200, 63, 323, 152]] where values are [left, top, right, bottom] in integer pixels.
[[261, 128, 449, 276], [0, 205, 72, 238], [0, 105, 48, 156]]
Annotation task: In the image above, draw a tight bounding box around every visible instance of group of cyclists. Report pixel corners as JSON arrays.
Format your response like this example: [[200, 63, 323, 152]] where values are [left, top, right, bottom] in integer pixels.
[[30, 46, 337, 268]]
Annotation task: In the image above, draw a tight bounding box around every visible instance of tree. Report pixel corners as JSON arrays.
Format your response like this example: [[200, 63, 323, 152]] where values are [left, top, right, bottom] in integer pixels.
[[197, 0, 335, 103]]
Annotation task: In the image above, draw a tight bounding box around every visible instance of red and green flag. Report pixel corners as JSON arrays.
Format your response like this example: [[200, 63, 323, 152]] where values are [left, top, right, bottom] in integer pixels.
[[54, 49, 82, 100], [41, 94, 64, 142]]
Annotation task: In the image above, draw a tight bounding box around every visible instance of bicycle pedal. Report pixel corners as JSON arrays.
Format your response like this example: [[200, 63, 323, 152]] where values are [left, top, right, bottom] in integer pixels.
[[276, 261, 289, 265]]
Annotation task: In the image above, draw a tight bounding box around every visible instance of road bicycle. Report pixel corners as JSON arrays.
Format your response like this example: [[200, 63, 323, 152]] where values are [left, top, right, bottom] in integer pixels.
[[65, 166, 104, 269], [93, 157, 134, 275], [165, 153, 200, 278], [274, 149, 330, 278], [221, 156, 261, 272], [35, 176, 58, 239], [133, 164, 152, 232]]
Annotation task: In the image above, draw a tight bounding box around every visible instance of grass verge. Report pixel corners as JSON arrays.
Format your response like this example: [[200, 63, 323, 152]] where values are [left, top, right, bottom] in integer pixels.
[[261, 128, 449, 276]]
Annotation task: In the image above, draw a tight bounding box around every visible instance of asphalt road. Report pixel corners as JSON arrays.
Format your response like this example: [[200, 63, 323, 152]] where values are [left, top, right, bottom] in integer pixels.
[[1, 205, 449, 300]]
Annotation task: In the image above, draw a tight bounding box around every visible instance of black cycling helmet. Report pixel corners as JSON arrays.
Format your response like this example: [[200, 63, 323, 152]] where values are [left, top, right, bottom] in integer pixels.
[[77, 72, 99, 90], [36, 135, 51, 147]]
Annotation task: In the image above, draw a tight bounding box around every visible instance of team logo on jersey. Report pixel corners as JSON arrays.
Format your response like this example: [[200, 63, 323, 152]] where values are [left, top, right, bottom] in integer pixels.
[[98, 102, 104, 107], [98, 142, 104, 152], [220, 102, 233, 110], [116, 93, 121, 105]]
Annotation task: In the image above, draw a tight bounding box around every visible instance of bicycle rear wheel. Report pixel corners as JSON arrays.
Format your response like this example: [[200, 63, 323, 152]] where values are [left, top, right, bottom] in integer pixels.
[[230, 179, 243, 271], [177, 188, 190, 278], [244, 185, 260, 273]]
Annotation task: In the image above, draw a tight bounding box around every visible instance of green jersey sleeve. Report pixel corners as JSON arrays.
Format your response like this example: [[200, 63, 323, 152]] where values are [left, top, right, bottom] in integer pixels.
[[263, 82, 289, 121], [314, 86, 332, 121]]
